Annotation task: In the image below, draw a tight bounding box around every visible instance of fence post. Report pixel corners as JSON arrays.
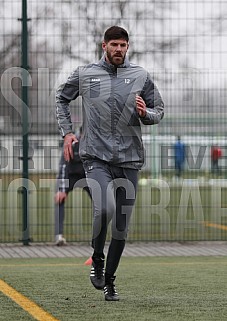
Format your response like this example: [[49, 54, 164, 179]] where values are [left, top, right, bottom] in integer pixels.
[[20, 0, 30, 245]]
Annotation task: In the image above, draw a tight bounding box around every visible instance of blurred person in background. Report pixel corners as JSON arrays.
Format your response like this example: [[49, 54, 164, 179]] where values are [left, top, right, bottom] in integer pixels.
[[211, 145, 222, 176], [174, 136, 186, 178], [55, 127, 91, 245], [56, 26, 164, 301]]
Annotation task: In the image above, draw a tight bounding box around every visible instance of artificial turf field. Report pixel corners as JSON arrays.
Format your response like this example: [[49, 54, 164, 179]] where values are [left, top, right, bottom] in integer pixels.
[[0, 256, 227, 321]]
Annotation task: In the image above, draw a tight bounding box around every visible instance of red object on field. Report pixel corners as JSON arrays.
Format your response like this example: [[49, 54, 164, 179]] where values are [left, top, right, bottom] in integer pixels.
[[84, 257, 92, 265]]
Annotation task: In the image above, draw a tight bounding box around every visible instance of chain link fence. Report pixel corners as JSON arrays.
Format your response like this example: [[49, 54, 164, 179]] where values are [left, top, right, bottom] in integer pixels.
[[1, 0, 227, 243]]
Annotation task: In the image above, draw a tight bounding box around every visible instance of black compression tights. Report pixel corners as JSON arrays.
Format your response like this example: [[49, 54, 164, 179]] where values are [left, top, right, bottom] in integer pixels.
[[105, 238, 125, 277]]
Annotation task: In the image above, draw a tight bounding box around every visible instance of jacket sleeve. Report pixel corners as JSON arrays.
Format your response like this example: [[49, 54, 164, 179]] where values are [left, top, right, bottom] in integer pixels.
[[56, 152, 69, 192], [140, 72, 164, 125], [56, 68, 80, 137]]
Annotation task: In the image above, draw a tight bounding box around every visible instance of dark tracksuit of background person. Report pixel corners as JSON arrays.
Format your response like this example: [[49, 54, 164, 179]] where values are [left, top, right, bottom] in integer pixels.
[[55, 131, 91, 245]]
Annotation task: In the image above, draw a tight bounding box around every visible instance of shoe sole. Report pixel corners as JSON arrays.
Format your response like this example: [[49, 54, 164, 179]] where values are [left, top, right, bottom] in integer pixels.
[[105, 296, 120, 301], [56, 241, 67, 246]]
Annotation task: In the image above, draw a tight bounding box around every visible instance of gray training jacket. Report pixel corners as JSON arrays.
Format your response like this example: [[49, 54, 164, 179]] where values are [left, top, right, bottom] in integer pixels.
[[56, 55, 164, 169]]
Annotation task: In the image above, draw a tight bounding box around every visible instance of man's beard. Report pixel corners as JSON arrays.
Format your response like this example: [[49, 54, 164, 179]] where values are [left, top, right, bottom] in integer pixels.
[[106, 50, 125, 66]]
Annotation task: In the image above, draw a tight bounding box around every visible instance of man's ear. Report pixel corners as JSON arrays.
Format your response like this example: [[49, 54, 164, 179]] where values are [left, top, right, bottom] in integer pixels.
[[102, 41, 107, 51]]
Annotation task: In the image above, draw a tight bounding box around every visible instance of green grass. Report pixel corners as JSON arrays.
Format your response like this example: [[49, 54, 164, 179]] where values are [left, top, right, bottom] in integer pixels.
[[0, 256, 227, 321]]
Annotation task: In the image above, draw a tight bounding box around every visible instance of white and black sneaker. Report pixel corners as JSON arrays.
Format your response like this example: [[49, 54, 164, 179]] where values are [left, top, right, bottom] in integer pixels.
[[104, 276, 119, 301], [55, 234, 66, 246], [90, 255, 105, 290]]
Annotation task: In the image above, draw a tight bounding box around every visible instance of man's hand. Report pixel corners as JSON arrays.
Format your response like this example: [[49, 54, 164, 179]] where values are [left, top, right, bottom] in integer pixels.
[[63, 133, 78, 161], [136, 94, 147, 118], [55, 191, 67, 204]]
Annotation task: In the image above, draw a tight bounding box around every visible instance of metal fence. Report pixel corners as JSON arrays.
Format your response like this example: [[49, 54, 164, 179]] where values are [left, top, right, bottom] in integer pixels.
[[1, 0, 227, 243]]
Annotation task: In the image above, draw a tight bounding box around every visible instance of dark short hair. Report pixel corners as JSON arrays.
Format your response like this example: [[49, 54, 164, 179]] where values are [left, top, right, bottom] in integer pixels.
[[104, 26, 129, 43]]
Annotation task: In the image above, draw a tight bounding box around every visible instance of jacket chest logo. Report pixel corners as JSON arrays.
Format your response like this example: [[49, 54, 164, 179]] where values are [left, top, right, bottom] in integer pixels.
[[91, 78, 100, 82]]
